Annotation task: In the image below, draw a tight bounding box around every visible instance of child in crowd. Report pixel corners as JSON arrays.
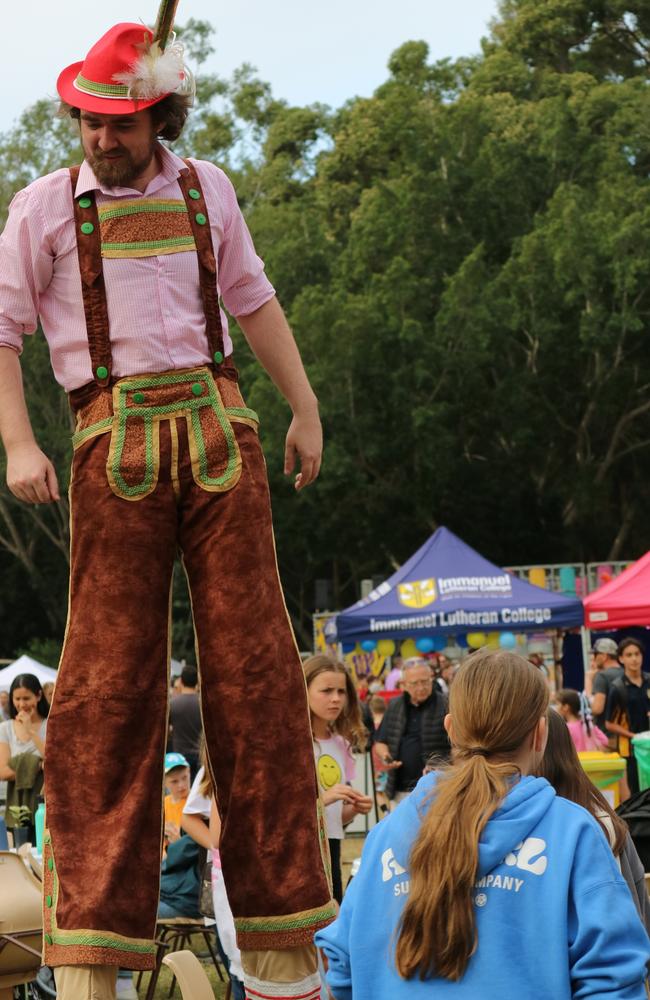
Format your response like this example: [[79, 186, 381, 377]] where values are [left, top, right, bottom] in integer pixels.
[[181, 757, 245, 1000], [163, 752, 191, 849], [537, 708, 650, 933], [303, 655, 372, 903], [316, 649, 650, 999], [555, 689, 609, 751]]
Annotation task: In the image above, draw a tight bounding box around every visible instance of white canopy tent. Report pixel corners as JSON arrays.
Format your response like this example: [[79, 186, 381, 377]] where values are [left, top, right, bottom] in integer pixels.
[[0, 654, 57, 691]]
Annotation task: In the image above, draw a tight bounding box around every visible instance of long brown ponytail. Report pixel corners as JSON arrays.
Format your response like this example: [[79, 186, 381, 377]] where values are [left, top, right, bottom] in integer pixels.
[[395, 649, 549, 982]]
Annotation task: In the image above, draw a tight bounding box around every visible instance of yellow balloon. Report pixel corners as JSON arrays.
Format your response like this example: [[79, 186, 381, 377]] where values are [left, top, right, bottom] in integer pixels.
[[467, 632, 486, 649], [486, 632, 500, 648], [377, 639, 396, 656], [401, 639, 418, 659]]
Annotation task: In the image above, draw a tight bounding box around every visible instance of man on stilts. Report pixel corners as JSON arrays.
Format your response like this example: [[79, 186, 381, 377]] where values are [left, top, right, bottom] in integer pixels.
[[0, 4, 335, 998]]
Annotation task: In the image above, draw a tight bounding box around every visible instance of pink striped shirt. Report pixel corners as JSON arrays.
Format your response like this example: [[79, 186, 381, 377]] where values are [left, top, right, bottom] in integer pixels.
[[0, 145, 275, 390]]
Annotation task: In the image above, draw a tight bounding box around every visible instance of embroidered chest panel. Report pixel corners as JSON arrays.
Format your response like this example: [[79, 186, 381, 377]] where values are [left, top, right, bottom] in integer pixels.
[[98, 198, 197, 258]]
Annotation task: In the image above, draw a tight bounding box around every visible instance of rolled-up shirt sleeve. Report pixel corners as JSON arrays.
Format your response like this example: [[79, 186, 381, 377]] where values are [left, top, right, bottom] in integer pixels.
[[0, 187, 53, 353], [211, 168, 275, 318]]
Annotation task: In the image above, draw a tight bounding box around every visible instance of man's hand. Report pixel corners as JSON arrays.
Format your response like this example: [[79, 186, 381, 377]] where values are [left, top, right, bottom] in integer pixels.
[[284, 406, 322, 491], [7, 442, 60, 503]]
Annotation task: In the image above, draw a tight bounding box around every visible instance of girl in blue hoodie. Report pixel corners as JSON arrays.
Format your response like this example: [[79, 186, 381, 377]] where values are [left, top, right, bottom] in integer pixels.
[[316, 649, 650, 999]]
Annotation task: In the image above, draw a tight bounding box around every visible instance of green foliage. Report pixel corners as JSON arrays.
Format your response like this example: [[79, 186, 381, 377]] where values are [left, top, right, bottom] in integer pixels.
[[2, 3, 650, 650]]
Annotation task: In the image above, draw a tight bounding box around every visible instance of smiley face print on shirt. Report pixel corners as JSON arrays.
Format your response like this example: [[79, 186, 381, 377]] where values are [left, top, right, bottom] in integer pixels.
[[318, 753, 343, 790]]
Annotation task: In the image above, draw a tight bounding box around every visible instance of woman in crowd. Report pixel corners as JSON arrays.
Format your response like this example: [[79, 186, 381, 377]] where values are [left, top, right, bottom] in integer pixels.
[[304, 655, 372, 903], [554, 688, 609, 751], [538, 707, 650, 933], [316, 649, 650, 999], [0, 673, 48, 842]]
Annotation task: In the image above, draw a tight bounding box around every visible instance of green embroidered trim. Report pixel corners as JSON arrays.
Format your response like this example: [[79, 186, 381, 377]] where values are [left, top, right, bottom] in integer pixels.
[[101, 237, 197, 252], [107, 369, 242, 498], [76, 74, 129, 97], [234, 903, 337, 934], [47, 833, 155, 954], [72, 417, 113, 449], [98, 201, 188, 221], [225, 406, 259, 424]]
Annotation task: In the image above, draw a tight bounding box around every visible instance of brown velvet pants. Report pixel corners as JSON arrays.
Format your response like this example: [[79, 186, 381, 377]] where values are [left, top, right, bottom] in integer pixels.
[[42, 366, 334, 970]]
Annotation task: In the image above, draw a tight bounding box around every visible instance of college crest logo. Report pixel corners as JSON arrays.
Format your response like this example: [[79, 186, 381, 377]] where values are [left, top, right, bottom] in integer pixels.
[[398, 579, 437, 609]]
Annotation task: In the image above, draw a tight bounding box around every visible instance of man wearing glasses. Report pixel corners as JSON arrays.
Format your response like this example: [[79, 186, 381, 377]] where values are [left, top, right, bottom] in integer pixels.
[[374, 657, 450, 807]]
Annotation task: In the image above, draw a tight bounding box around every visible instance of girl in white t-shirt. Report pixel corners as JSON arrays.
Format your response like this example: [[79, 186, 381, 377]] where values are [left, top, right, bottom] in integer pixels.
[[304, 655, 372, 902]]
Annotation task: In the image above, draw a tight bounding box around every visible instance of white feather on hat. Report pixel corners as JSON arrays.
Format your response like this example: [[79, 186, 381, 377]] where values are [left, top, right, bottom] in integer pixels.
[[113, 34, 194, 102]]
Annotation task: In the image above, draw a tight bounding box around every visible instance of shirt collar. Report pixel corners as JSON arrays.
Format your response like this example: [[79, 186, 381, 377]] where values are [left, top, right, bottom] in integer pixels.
[[74, 143, 189, 199]]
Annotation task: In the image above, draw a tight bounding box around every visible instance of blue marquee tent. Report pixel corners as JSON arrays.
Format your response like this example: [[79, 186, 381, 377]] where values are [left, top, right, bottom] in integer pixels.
[[335, 526, 583, 644]]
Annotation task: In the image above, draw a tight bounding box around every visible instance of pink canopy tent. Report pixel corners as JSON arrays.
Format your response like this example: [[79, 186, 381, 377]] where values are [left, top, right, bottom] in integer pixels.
[[584, 551, 650, 629]]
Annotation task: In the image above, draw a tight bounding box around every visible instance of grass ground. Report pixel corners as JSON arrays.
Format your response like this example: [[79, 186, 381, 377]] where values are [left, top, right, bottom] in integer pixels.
[[131, 834, 368, 998]]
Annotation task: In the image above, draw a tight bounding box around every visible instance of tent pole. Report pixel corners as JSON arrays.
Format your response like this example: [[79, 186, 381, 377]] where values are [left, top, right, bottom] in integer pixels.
[[580, 626, 591, 689]]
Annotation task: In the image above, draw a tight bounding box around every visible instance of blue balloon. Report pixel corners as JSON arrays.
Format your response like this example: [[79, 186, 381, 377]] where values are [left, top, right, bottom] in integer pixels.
[[455, 634, 469, 648], [416, 637, 435, 653], [361, 639, 377, 653], [499, 632, 516, 649], [430, 636, 447, 652], [341, 642, 355, 654]]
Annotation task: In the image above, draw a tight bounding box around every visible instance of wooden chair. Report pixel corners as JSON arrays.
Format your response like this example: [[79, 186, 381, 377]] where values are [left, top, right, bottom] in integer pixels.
[[162, 950, 216, 1000], [136, 917, 228, 1000], [0, 851, 43, 1000]]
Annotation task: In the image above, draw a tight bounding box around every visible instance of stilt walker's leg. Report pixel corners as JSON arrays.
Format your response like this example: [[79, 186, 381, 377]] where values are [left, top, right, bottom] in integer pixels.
[[178, 420, 335, 997], [43, 427, 178, 974]]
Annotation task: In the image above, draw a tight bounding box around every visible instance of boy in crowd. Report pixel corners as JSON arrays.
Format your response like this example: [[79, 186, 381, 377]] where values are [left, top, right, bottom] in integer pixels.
[[163, 752, 191, 849]]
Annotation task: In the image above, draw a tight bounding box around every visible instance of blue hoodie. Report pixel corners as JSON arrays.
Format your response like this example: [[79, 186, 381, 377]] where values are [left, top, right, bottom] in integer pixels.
[[316, 773, 650, 1000]]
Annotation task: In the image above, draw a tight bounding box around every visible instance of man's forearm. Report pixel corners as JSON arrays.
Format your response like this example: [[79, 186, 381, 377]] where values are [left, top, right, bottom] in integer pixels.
[[236, 297, 318, 415], [0, 346, 37, 451]]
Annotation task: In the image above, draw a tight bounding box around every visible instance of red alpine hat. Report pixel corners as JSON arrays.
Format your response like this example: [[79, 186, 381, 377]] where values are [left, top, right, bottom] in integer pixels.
[[57, 23, 187, 115]]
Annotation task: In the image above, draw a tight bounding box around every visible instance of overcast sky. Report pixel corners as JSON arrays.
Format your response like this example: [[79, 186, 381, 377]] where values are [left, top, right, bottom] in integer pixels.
[[1, 0, 500, 133]]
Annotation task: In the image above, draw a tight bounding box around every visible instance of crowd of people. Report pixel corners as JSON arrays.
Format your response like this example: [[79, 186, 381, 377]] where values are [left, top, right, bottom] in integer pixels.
[[1, 635, 650, 998]]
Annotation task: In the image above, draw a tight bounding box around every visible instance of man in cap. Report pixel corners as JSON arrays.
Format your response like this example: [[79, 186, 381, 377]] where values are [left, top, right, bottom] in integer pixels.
[[585, 637, 623, 732], [0, 16, 334, 1000]]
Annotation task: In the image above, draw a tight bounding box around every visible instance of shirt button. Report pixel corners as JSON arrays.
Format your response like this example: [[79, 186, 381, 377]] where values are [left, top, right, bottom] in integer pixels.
[[191, 383, 203, 397], [96, 366, 109, 380], [195, 213, 207, 225], [188, 188, 201, 200], [78, 197, 92, 208], [81, 222, 95, 235]]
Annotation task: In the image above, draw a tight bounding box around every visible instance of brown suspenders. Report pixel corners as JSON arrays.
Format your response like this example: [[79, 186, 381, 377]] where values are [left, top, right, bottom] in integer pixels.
[[69, 159, 226, 386]]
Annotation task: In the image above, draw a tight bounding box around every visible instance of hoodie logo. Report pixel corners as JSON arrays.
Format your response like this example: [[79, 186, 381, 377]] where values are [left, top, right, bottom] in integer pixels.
[[381, 848, 407, 882], [504, 838, 548, 876]]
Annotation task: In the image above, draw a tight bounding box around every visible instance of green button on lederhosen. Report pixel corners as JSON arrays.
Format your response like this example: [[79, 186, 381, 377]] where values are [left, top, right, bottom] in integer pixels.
[[81, 222, 95, 235], [45, 934, 53, 945], [46, 895, 53, 908], [213, 351, 224, 365], [47, 857, 54, 871], [96, 366, 109, 380], [78, 197, 92, 208], [191, 382, 203, 397], [188, 188, 201, 200], [133, 391, 146, 404], [195, 213, 207, 225]]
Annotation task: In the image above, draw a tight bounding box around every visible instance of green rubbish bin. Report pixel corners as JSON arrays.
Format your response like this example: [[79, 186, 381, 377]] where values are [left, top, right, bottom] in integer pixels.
[[632, 732, 650, 791]]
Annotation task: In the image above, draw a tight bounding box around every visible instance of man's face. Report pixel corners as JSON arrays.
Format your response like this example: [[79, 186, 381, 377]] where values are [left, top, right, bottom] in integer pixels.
[[593, 652, 606, 670], [620, 644, 643, 676], [403, 665, 434, 706], [80, 109, 159, 187], [165, 766, 191, 801]]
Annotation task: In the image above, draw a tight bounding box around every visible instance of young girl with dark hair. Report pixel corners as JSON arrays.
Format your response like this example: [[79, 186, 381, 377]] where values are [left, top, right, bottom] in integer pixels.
[[537, 708, 650, 933], [0, 673, 48, 841], [303, 655, 371, 903], [555, 688, 609, 751], [316, 650, 650, 998]]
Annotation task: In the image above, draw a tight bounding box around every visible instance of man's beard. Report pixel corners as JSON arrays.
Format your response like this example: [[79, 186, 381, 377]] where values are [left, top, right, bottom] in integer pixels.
[[87, 138, 157, 187]]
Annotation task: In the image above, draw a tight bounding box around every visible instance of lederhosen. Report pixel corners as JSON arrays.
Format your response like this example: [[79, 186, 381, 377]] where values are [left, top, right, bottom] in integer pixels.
[[41, 161, 335, 970]]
